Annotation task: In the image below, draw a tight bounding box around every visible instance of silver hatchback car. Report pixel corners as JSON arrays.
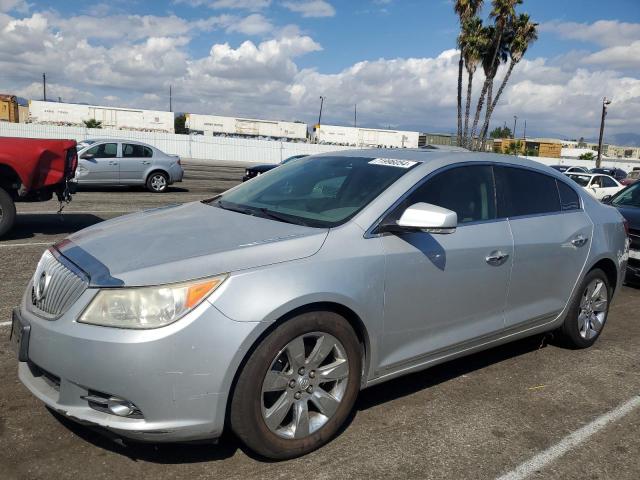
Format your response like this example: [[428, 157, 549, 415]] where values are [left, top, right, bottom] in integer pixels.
[[11, 149, 628, 459], [74, 139, 184, 192]]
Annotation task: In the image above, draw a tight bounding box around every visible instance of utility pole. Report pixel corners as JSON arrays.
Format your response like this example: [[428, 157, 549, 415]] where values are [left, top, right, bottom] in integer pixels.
[[512, 115, 518, 156], [597, 97, 612, 168], [169, 85, 173, 113], [354, 103, 357, 128], [523, 120, 527, 140], [318, 96, 325, 127], [42, 73, 47, 101]]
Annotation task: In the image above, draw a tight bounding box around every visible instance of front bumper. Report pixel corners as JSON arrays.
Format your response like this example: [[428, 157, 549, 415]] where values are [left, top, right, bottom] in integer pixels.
[[16, 291, 263, 442]]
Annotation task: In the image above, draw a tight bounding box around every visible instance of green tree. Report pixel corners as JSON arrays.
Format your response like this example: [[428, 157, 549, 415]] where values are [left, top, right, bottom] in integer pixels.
[[460, 17, 486, 148], [479, 13, 538, 146], [469, 0, 522, 149], [174, 114, 188, 134], [454, 0, 484, 147], [83, 119, 102, 129], [579, 152, 595, 160], [489, 126, 512, 138]]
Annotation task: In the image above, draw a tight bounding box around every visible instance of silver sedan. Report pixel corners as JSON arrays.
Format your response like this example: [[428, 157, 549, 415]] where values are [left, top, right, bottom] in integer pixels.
[[74, 139, 183, 192], [12, 149, 628, 459]]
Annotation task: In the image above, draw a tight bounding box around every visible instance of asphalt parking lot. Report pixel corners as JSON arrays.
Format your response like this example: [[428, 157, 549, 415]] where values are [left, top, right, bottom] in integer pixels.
[[0, 160, 639, 479]]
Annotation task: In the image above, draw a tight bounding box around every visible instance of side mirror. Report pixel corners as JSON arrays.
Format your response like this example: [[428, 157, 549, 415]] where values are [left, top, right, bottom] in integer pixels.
[[601, 195, 612, 204], [381, 202, 457, 234], [81, 153, 95, 160]]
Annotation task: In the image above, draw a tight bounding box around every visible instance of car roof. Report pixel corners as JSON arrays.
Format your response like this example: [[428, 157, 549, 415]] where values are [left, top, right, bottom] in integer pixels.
[[80, 138, 155, 149], [313, 148, 557, 170]]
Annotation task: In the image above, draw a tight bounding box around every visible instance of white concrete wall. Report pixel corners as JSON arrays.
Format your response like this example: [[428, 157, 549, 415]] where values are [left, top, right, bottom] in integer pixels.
[[520, 154, 640, 172], [0, 122, 353, 164]]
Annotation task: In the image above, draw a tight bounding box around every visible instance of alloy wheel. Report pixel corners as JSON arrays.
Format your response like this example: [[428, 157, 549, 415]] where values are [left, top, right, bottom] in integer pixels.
[[578, 278, 608, 340], [150, 174, 167, 192], [261, 332, 349, 439]]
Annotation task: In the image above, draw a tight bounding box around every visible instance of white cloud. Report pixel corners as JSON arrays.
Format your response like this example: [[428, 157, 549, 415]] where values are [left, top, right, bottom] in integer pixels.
[[583, 40, 640, 70], [282, 0, 335, 18], [540, 20, 640, 48], [175, 0, 272, 10], [0, 0, 29, 13], [226, 13, 273, 35]]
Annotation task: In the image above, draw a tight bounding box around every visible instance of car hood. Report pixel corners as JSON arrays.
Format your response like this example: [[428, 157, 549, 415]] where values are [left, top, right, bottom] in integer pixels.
[[55, 202, 328, 286], [615, 205, 640, 229]]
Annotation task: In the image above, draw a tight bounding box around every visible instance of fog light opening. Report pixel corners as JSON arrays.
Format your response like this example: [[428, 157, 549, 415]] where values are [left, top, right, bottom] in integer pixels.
[[107, 398, 138, 417]]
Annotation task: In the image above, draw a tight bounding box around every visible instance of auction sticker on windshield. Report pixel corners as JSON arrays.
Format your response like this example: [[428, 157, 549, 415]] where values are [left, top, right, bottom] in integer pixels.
[[369, 158, 418, 169]]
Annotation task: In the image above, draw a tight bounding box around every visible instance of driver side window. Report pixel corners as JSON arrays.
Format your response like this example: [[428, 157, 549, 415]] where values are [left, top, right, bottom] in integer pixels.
[[396, 165, 497, 224], [85, 143, 117, 158]]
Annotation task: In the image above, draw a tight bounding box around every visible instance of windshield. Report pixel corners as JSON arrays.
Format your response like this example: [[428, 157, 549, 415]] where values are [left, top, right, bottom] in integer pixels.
[[567, 174, 591, 187], [212, 155, 418, 227], [612, 182, 640, 208]]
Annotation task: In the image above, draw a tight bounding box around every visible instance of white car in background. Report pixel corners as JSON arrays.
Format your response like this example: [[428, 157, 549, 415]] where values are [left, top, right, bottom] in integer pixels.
[[566, 173, 624, 200]]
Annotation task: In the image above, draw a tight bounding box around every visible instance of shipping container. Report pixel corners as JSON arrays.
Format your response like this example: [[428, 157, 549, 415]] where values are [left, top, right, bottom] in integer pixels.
[[186, 113, 308, 141], [28, 100, 175, 133], [311, 124, 420, 149]]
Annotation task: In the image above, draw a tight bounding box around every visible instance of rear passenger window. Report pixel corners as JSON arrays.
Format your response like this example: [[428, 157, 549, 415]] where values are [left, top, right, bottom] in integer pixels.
[[557, 181, 580, 211], [123, 143, 152, 157], [495, 167, 560, 217], [400, 165, 496, 224]]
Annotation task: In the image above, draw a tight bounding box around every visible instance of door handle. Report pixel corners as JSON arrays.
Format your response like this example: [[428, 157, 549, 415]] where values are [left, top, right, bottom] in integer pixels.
[[486, 251, 509, 266], [108, 161, 119, 166], [142, 160, 151, 165], [571, 235, 588, 248]]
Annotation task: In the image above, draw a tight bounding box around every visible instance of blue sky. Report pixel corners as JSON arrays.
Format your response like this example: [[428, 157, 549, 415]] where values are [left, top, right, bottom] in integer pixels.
[[1, 0, 640, 141]]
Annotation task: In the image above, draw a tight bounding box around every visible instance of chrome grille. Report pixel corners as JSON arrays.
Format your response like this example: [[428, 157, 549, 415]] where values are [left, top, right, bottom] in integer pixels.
[[28, 250, 87, 319]]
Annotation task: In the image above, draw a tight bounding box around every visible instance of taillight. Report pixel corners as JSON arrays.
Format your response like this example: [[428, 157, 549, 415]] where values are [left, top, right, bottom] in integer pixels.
[[177, 157, 182, 165], [66, 148, 78, 175]]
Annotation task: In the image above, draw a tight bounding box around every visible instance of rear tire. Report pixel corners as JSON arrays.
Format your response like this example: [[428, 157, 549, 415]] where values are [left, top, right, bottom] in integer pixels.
[[0, 186, 16, 237], [146, 172, 168, 193], [230, 311, 362, 460], [559, 268, 610, 349]]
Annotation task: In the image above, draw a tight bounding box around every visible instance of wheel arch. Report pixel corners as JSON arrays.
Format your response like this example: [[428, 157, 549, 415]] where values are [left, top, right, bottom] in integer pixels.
[[0, 163, 21, 193], [588, 257, 618, 294]]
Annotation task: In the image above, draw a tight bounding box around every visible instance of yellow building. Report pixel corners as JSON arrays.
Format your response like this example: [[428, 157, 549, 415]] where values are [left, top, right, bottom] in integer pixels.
[[493, 138, 562, 158], [0, 94, 19, 123]]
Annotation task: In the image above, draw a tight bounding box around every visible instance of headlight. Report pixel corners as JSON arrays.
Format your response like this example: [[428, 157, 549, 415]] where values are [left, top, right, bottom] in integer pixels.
[[79, 275, 227, 329]]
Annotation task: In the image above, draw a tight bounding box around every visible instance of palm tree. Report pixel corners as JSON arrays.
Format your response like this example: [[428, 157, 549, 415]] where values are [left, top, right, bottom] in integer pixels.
[[469, 0, 521, 149], [454, 0, 484, 147], [460, 17, 485, 148], [479, 14, 538, 146]]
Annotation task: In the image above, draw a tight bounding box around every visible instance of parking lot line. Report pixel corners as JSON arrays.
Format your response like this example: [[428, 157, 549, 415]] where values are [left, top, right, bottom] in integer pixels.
[[0, 242, 52, 248], [496, 394, 640, 480]]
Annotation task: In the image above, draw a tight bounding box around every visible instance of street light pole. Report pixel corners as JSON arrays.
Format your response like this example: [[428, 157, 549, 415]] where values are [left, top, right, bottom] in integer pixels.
[[597, 97, 612, 168]]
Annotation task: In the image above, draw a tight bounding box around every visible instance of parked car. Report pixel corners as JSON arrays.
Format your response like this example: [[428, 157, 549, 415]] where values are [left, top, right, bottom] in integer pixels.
[[242, 154, 307, 182], [566, 173, 624, 200], [0, 137, 77, 237], [74, 139, 183, 193], [620, 169, 640, 186], [12, 150, 627, 459], [602, 183, 640, 283], [590, 167, 627, 181], [550, 165, 589, 174]]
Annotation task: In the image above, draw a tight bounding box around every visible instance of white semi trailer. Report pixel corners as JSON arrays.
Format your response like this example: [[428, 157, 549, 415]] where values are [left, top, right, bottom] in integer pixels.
[[186, 113, 308, 141], [312, 124, 420, 149], [28, 100, 175, 133]]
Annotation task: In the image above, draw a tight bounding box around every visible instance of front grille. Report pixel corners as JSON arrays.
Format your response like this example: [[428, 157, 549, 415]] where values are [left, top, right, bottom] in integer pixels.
[[28, 250, 87, 319]]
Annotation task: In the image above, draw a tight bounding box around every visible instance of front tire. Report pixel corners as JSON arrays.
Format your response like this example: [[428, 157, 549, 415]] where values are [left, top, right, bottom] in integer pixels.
[[0, 186, 16, 237], [146, 172, 168, 193], [559, 268, 611, 348], [230, 311, 362, 460]]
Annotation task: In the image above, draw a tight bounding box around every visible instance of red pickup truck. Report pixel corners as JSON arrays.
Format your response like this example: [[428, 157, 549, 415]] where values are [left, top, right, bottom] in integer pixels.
[[0, 137, 78, 236]]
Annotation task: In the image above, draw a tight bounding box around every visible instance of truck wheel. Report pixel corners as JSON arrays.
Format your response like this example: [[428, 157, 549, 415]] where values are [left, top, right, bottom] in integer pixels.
[[0, 186, 16, 237], [146, 172, 168, 193], [230, 311, 362, 460]]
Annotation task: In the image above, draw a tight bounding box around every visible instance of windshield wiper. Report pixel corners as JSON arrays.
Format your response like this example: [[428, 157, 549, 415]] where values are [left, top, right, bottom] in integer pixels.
[[256, 208, 310, 226], [216, 200, 308, 226]]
